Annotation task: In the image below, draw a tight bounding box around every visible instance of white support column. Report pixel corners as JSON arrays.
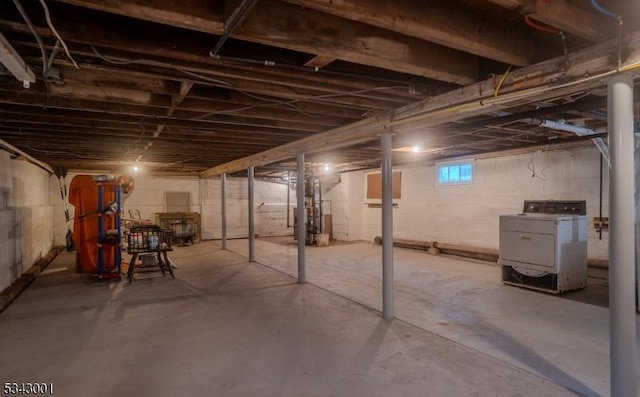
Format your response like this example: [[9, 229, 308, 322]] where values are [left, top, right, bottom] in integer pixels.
[[296, 152, 306, 283], [381, 130, 394, 320], [607, 73, 637, 397], [248, 166, 255, 262], [221, 173, 227, 250]]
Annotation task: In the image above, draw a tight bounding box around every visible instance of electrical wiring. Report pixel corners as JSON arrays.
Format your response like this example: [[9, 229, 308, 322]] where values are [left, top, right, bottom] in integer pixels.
[[527, 152, 548, 181], [236, 91, 328, 118], [90, 46, 410, 120], [25, 145, 101, 159], [194, 86, 404, 120], [493, 65, 511, 98], [12, 0, 48, 75], [178, 69, 232, 87], [90, 46, 232, 87], [38, 0, 79, 69], [46, 39, 60, 72]]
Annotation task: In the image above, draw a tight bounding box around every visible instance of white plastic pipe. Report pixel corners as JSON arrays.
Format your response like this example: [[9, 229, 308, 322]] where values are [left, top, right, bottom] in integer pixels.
[[530, 118, 610, 165], [607, 74, 637, 397]]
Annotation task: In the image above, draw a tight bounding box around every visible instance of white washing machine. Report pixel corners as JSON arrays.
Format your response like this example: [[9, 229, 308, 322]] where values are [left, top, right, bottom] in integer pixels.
[[499, 200, 588, 294]]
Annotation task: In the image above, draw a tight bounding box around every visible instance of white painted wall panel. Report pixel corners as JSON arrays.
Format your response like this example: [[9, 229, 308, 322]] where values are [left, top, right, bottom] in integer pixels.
[[53, 174, 294, 245]]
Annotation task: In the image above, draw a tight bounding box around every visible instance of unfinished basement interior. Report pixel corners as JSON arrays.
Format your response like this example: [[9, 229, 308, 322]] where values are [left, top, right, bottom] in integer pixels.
[[1, 0, 640, 396]]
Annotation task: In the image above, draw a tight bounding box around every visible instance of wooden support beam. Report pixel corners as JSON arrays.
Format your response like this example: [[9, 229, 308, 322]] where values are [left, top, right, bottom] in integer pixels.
[[481, 0, 613, 41], [4, 25, 429, 109], [53, 0, 224, 33], [200, 31, 640, 176], [155, 80, 193, 141], [54, 62, 401, 112], [48, 81, 169, 106], [0, 91, 331, 132], [0, 129, 297, 149], [0, 105, 330, 136], [4, 25, 429, 105], [525, 0, 614, 42], [32, 81, 346, 126], [54, 0, 478, 84], [236, 0, 478, 84], [282, 0, 535, 66], [304, 55, 336, 69]]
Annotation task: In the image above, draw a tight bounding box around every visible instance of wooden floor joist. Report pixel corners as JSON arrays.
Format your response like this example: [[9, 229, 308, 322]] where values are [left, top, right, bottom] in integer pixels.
[[200, 31, 640, 177]]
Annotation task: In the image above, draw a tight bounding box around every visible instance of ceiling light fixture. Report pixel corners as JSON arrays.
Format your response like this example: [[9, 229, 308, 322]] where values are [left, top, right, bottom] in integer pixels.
[[324, 164, 330, 172], [412, 146, 420, 153], [0, 33, 35, 89]]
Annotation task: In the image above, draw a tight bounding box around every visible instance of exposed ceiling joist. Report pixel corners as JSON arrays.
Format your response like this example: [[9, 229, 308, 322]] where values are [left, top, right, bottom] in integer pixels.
[[0, 0, 635, 175], [281, 0, 535, 66], [54, 0, 479, 84], [525, 0, 614, 42], [482, 0, 614, 41], [304, 55, 335, 69], [53, 0, 224, 33], [201, 31, 640, 176]]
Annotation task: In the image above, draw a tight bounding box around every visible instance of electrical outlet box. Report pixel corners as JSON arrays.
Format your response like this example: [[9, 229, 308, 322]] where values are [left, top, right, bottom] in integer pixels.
[[593, 217, 609, 231]]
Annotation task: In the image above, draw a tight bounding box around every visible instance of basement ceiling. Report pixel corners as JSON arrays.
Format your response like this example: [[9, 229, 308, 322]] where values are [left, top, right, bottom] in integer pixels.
[[0, 0, 638, 177]]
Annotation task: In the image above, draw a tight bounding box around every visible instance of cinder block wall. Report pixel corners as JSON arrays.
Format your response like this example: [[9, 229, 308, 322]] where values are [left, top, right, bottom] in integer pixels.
[[0, 151, 54, 291], [325, 146, 609, 260]]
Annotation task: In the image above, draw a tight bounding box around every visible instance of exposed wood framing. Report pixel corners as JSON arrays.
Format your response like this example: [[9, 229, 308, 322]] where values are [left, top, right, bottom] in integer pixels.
[[54, 0, 479, 84], [201, 32, 640, 176], [304, 55, 336, 69], [282, 0, 535, 66]]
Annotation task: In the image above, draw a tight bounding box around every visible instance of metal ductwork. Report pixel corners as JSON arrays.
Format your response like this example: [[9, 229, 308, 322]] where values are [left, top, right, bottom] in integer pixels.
[[0, 33, 35, 88]]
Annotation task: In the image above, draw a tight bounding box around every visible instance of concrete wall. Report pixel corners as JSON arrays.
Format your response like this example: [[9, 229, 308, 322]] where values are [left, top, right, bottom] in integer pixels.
[[325, 146, 609, 259], [53, 174, 294, 245], [0, 151, 54, 291]]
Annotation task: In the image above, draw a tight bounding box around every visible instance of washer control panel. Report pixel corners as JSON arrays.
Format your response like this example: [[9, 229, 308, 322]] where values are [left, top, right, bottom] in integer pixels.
[[522, 200, 586, 215]]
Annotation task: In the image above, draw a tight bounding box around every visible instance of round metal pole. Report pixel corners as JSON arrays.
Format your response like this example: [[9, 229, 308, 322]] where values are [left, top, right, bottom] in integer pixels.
[[248, 166, 255, 262], [381, 130, 394, 320], [221, 173, 227, 250], [297, 152, 306, 283], [608, 74, 637, 397]]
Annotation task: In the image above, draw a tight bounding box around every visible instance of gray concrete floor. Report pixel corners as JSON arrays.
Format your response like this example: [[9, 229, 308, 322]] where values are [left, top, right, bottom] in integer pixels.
[[0, 239, 636, 396], [226, 237, 640, 397]]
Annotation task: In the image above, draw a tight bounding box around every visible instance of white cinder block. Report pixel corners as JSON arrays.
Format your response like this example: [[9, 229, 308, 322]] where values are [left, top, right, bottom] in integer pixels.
[[325, 147, 610, 259], [1, 151, 54, 291]]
